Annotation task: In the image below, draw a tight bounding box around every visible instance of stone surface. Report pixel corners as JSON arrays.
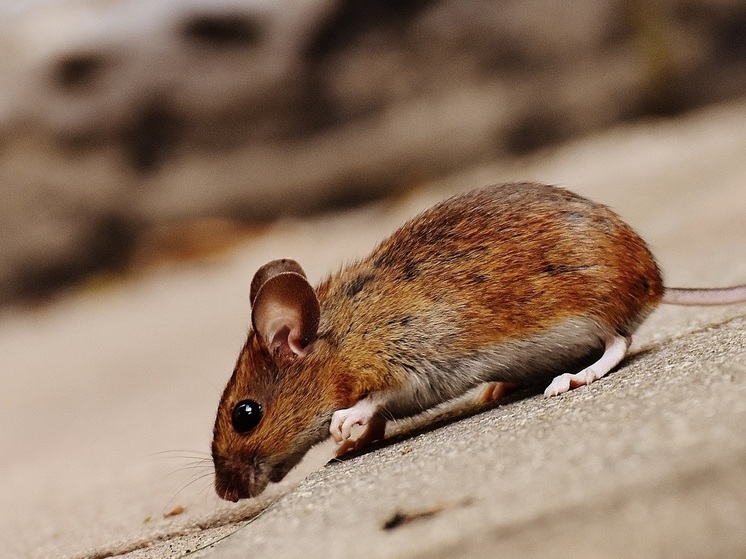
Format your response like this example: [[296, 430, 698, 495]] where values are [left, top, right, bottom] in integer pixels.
[[208, 317, 746, 559], [1, 98, 745, 559], [2, 0, 746, 303]]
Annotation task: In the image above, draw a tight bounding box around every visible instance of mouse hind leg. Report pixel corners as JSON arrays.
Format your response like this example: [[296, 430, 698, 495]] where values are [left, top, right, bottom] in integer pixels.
[[544, 335, 630, 397], [475, 382, 519, 405]]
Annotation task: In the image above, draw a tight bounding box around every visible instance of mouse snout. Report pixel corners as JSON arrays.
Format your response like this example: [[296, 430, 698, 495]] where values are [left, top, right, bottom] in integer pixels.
[[212, 453, 270, 501], [216, 483, 241, 503]]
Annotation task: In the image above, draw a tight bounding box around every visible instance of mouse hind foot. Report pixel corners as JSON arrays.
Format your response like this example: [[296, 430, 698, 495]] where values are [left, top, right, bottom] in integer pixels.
[[474, 382, 519, 406], [544, 335, 630, 397]]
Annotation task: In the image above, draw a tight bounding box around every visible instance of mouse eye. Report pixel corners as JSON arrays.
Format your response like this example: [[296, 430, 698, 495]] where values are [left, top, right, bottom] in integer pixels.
[[232, 400, 263, 434]]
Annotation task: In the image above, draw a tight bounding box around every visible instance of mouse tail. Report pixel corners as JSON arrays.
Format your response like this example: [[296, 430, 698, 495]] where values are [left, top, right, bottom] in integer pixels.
[[662, 285, 746, 306]]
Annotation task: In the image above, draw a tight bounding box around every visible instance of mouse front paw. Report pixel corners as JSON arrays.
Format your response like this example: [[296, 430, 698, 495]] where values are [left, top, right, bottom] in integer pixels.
[[330, 397, 378, 442], [330, 397, 386, 456]]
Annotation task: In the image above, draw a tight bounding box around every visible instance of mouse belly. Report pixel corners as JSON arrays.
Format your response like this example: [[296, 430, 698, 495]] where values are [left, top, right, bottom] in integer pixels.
[[381, 316, 610, 419]]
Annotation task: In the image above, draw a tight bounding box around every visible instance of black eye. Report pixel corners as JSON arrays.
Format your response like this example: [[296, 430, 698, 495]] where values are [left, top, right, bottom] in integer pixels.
[[232, 400, 263, 433]]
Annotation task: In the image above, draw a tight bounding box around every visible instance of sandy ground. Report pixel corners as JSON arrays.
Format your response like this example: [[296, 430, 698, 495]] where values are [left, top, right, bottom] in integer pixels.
[[1, 98, 745, 559]]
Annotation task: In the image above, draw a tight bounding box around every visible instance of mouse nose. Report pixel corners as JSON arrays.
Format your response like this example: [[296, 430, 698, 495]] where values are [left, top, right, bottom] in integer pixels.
[[213, 455, 250, 501], [213, 452, 271, 500], [217, 484, 240, 502], [214, 469, 252, 501]]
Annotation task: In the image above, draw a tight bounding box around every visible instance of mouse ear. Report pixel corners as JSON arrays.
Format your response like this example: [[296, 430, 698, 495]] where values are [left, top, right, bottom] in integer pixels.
[[251, 271, 320, 357], [250, 259, 308, 308]]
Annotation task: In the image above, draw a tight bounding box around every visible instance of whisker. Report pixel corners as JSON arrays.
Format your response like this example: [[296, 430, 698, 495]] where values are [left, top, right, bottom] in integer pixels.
[[163, 456, 210, 463], [152, 450, 214, 484], [152, 449, 211, 460], [168, 463, 213, 476], [190, 478, 216, 507], [165, 472, 216, 509], [153, 448, 210, 455], [177, 475, 219, 513], [178, 472, 213, 492]]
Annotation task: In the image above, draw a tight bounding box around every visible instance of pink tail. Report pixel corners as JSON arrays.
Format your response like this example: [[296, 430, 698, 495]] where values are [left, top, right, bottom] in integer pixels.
[[662, 285, 746, 306]]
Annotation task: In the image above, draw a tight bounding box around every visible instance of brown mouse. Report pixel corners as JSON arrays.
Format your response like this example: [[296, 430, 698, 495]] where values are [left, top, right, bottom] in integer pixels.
[[211, 182, 746, 501]]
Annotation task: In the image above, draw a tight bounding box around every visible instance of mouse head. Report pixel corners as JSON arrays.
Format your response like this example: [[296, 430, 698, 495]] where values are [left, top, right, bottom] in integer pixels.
[[212, 259, 335, 501]]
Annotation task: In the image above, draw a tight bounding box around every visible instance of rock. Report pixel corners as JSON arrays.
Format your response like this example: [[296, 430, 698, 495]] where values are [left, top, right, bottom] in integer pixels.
[[1, 0, 745, 303]]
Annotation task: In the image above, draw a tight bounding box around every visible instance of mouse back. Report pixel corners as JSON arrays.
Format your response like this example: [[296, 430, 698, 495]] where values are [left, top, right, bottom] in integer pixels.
[[327, 182, 664, 344]]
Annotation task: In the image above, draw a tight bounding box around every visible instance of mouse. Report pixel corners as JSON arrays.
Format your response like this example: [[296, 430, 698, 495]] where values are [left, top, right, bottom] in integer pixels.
[[211, 181, 746, 501]]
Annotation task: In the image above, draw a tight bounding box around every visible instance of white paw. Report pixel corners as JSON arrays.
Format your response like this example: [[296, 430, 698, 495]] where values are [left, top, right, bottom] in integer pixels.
[[544, 368, 599, 397], [544, 373, 572, 397], [330, 398, 378, 442], [544, 335, 629, 397]]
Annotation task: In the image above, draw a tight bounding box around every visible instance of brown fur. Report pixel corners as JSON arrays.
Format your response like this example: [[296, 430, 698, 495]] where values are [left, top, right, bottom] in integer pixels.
[[212, 182, 667, 500]]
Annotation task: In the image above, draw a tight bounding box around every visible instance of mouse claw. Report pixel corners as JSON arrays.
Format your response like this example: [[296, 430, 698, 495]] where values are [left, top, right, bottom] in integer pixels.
[[335, 438, 361, 457], [330, 397, 387, 456], [544, 335, 630, 397], [334, 415, 387, 457], [330, 398, 377, 442], [544, 372, 575, 397]]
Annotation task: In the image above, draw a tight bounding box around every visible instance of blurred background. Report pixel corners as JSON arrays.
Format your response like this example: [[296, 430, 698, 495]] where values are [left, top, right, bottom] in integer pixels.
[[1, 0, 746, 305], [2, 2, 746, 557]]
